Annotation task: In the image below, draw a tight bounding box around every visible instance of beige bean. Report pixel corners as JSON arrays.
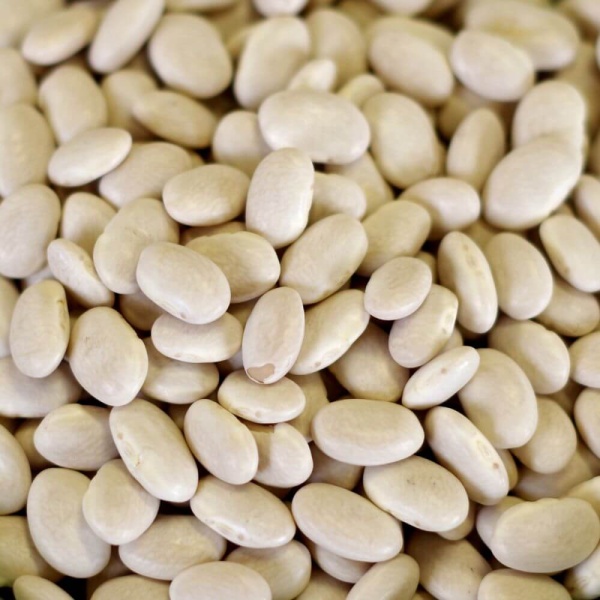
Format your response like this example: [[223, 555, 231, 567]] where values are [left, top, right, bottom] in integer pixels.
[[14, 419, 51, 472], [27, 469, 110, 578], [407, 532, 490, 600], [9, 281, 69, 378], [235, 17, 310, 109], [292, 483, 402, 562], [389, 284, 458, 369], [402, 346, 480, 410], [425, 406, 509, 505], [565, 542, 600, 600], [148, 14, 232, 99], [13, 576, 73, 600], [567, 476, 600, 517], [363, 92, 442, 188], [476, 496, 524, 549], [280, 214, 367, 304], [119, 515, 225, 581], [182, 222, 247, 244], [34, 404, 117, 471], [110, 398, 198, 502], [337, 74, 385, 108], [574, 175, 600, 239], [347, 554, 419, 600], [227, 541, 311, 600], [218, 369, 306, 424], [364, 456, 469, 533], [254, 0, 308, 16], [99, 142, 192, 208], [296, 569, 350, 600], [291, 290, 369, 375], [60, 193, 116, 255], [369, 30, 453, 107], [0, 356, 80, 419], [259, 90, 370, 165], [0, 425, 31, 515], [185, 399, 258, 484], [191, 475, 296, 548], [0, 0, 65, 47], [329, 323, 409, 403], [570, 332, 600, 387], [438, 500, 476, 541], [82, 459, 158, 546], [89, 0, 164, 73], [288, 58, 337, 93], [68, 307, 147, 406], [540, 214, 600, 293], [91, 575, 169, 600], [480, 569, 571, 600], [288, 373, 329, 441], [39, 65, 108, 144], [0, 276, 18, 358], [312, 399, 423, 466], [490, 498, 600, 572], [309, 444, 362, 491], [484, 232, 552, 320], [137, 241, 230, 325], [483, 136, 582, 230], [151, 312, 242, 363], [575, 389, 600, 459], [0, 48, 36, 106], [365, 256, 432, 321], [359, 200, 431, 276], [119, 289, 164, 331], [306, 541, 369, 584], [242, 287, 304, 384], [308, 172, 366, 224], [465, 0, 579, 70], [170, 562, 272, 600]]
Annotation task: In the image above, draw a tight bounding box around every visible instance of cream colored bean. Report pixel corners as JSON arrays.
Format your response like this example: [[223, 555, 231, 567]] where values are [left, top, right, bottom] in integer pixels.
[[218, 369, 306, 424], [0, 105, 54, 197], [540, 214, 600, 293], [439, 500, 476, 541], [0, 48, 36, 106], [165, 166, 247, 229], [182, 222, 247, 244], [309, 173, 366, 224], [0, 516, 58, 587], [137, 242, 230, 325], [574, 175, 600, 239], [91, 575, 169, 600], [151, 313, 241, 363], [0, 358, 80, 419], [292, 483, 402, 562], [297, 569, 350, 600], [479, 570, 571, 600], [191, 475, 295, 548], [280, 214, 367, 304], [99, 142, 192, 208], [242, 287, 304, 384], [484, 136, 582, 230], [570, 332, 600, 387], [465, 0, 579, 70], [490, 498, 600, 572], [364, 456, 469, 533], [363, 92, 441, 188], [170, 562, 272, 600], [82, 459, 158, 546], [369, 30, 453, 107], [254, 0, 308, 16], [312, 399, 423, 466], [119, 289, 164, 331], [119, 515, 225, 581], [9, 281, 69, 378], [389, 284, 458, 369], [365, 256, 432, 321], [185, 399, 258, 484], [68, 307, 147, 406], [288, 58, 337, 93], [27, 469, 111, 578], [148, 14, 232, 99], [288, 373, 329, 441], [513, 397, 577, 474], [309, 444, 362, 491], [337, 74, 385, 108], [14, 419, 51, 472], [47, 239, 114, 309], [306, 541, 369, 584], [575, 389, 600, 459], [476, 496, 524, 549], [235, 17, 310, 109], [227, 541, 311, 600], [89, 0, 164, 73], [0, 425, 31, 515], [402, 346, 479, 410], [60, 193, 115, 255], [142, 339, 219, 402], [347, 554, 419, 600], [567, 476, 600, 517], [359, 200, 431, 276], [291, 290, 369, 375], [39, 65, 107, 144], [329, 323, 409, 403], [259, 90, 370, 165], [245, 148, 313, 249], [565, 542, 600, 600], [407, 532, 490, 600], [48, 127, 132, 187], [425, 406, 510, 505], [484, 232, 553, 320], [34, 404, 117, 470], [0, 276, 18, 358], [13, 576, 72, 600]]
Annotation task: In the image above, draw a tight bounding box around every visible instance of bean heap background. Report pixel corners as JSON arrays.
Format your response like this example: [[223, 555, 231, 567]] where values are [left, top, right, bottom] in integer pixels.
[[1, 0, 600, 598]]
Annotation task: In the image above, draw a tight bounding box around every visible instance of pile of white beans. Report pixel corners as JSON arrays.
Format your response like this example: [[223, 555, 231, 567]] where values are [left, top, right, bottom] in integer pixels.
[[1, 0, 600, 598]]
